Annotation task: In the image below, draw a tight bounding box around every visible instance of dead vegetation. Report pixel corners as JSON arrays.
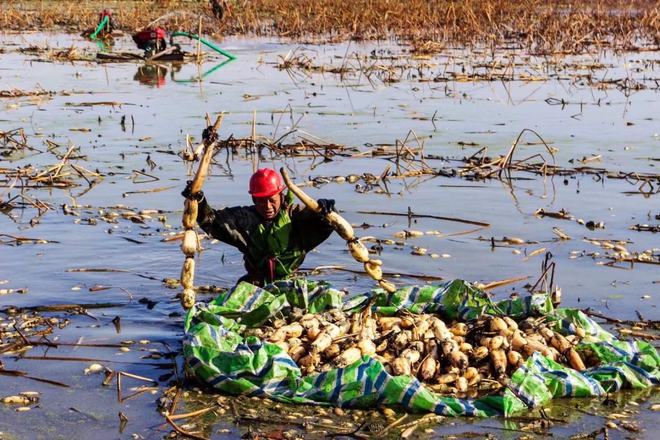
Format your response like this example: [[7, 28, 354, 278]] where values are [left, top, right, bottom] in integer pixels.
[[182, 122, 659, 199], [0, 311, 70, 357], [1, 142, 101, 190], [0, 131, 103, 226], [0, 89, 54, 98], [275, 47, 660, 93], [1, 1, 658, 54]]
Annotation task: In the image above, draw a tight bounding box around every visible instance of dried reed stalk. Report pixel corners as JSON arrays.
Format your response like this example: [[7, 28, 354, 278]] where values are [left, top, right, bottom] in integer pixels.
[[1, 1, 657, 54]]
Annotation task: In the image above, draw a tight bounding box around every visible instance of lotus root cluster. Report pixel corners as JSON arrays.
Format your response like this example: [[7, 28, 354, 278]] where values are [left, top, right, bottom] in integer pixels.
[[244, 309, 588, 397], [179, 198, 199, 309]]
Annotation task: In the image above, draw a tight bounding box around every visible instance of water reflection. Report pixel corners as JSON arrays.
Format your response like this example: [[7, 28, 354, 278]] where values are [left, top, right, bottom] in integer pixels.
[[93, 37, 115, 53], [133, 58, 235, 87], [170, 57, 235, 83], [133, 63, 177, 88]]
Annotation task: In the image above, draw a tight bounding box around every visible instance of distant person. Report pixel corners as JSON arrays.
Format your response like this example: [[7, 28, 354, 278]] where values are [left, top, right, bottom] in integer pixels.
[[182, 167, 335, 286], [209, 0, 228, 20], [98, 9, 115, 34]]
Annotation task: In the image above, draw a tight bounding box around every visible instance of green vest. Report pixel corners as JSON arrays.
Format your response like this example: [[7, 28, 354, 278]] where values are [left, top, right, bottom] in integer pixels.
[[249, 193, 304, 283]]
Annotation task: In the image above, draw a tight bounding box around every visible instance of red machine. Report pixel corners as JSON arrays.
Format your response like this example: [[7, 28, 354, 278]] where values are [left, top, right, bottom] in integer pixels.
[[132, 27, 167, 55]]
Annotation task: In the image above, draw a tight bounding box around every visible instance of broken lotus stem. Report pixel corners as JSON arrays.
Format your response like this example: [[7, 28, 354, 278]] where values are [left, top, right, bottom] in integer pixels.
[[180, 114, 224, 309], [280, 168, 396, 293]]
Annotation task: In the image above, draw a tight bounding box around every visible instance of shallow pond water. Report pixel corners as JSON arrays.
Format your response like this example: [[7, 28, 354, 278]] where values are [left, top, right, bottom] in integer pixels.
[[0, 32, 658, 439]]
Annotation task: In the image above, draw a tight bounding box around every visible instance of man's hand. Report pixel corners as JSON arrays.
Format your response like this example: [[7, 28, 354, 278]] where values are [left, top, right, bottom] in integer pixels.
[[202, 125, 218, 144], [317, 199, 335, 215], [181, 180, 204, 201]]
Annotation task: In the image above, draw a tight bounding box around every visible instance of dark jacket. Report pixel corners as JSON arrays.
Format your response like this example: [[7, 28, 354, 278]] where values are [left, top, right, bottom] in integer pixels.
[[196, 197, 333, 285]]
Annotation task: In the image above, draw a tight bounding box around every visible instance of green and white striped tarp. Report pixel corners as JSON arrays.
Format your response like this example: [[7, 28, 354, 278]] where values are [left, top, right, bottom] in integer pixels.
[[183, 279, 659, 416]]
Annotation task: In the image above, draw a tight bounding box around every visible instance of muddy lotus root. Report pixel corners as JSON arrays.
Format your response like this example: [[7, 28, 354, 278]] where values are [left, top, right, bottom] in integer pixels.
[[180, 257, 195, 289], [363, 259, 383, 281], [181, 230, 199, 257], [181, 288, 196, 309], [348, 239, 370, 263], [182, 199, 198, 229]]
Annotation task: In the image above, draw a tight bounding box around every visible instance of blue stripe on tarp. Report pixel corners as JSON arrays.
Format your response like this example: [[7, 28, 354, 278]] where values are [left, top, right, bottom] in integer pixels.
[[600, 366, 630, 389], [247, 386, 266, 396], [624, 362, 659, 385], [186, 355, 200, 369], [603, 342, 631, 359], [430, 286, 446, 304], [209, 344, 297, 381], [208, 373, 229, 387], [462, 399, 477, 417], [308, 289, 322, 305], [587, 373, 607, 395], [407, 287, 420, 308], [364, 372, 374, 396], [246, 354, 298, 380], [374, 370, 388, 391], [563, 374, 573, 396], [244, 340, 299, 372], [314, 371, 328, 389], [247, 341, 262, 351], [237, 383, 263, 395], [355, 359, 369, 385], [532, 371, 549, 385], [586, 366, 622, 391], [261, 378, 292, 394], [217, 290, 233, 306], [330, 368, 344, 403], [433, 401, 451, 415], [550, 370, 569, 380], [587, 365, 615, 375], [235, 345, 255, 356], [400, 380, 420, 408], [587, 365, 619, 377], [630, 351, 642, 366], [509, 364, 541, 407], [309, 284, 335, 307], [373, 373, 391, 406], [273, 355, 300, 371], [512, 384, 536, 407], [242, 288, 266, 312]]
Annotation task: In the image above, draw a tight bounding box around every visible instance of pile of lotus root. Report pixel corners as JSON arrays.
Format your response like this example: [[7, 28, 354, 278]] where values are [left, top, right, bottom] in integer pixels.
[[243, 308, 588, 397]]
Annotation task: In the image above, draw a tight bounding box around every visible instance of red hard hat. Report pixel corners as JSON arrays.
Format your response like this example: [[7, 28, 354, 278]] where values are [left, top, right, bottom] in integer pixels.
[[249, 168, 285, 198]]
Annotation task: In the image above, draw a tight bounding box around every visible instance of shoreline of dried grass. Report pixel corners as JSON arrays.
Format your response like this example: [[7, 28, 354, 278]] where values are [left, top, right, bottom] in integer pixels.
[[0, 1, 658, 54]]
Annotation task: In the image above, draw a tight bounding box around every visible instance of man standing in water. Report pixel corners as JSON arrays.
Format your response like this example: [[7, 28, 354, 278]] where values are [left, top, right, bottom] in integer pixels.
[[182, 168, 335, 285]]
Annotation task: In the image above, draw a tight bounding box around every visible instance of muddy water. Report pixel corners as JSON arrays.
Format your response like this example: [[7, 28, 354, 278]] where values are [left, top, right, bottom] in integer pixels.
[[0, 32, 658, 439]]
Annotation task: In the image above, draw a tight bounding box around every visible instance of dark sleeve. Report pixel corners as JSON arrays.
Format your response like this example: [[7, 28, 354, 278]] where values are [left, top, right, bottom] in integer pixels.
[[289, 204, 335, 252], [196, 197, 258, 253]]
